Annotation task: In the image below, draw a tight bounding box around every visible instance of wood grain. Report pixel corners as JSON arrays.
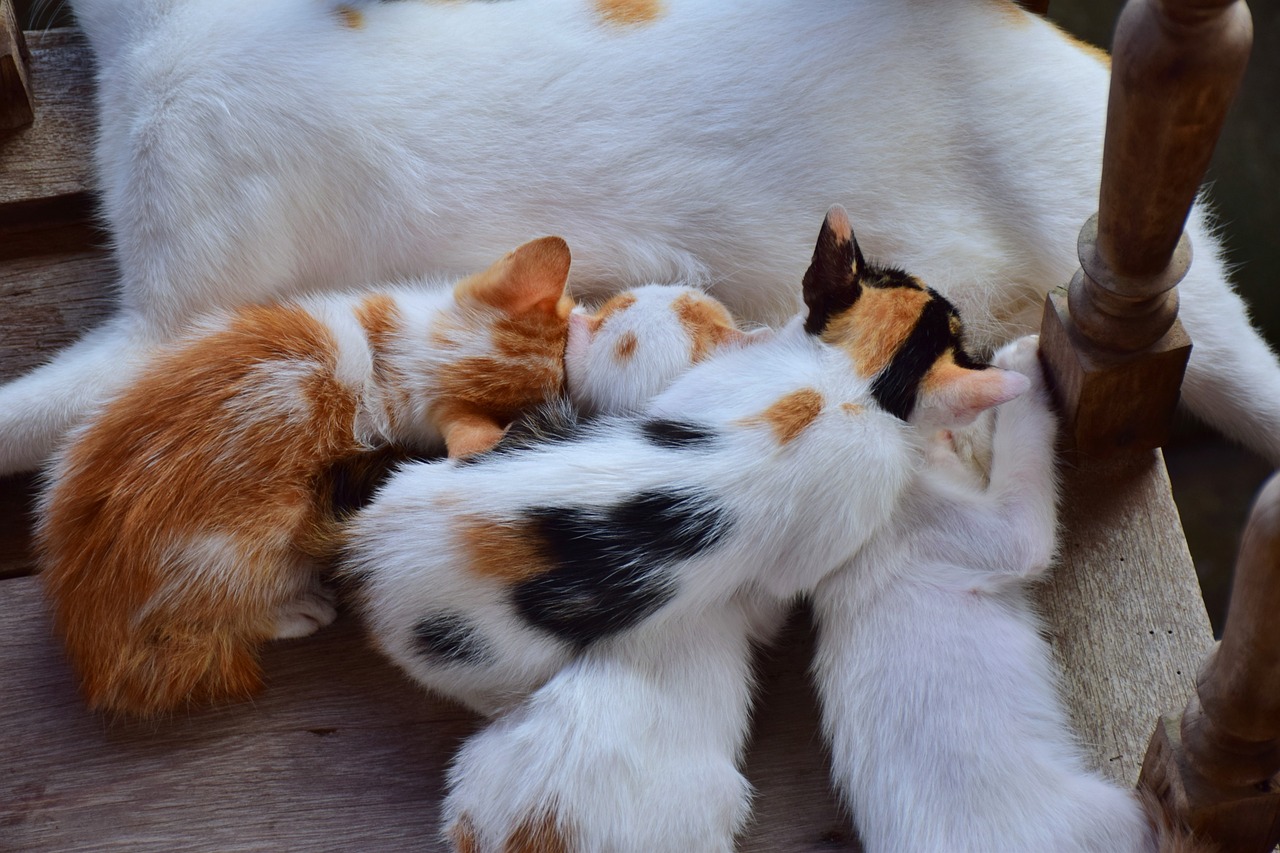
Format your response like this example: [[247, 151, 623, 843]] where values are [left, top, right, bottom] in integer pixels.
[[0, 578, 862, 852], [0, 0, 33, 129], [1035, 449, 1215, 787]]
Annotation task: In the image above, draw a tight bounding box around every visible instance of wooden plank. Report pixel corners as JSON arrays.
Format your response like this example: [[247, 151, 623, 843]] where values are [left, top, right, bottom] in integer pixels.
[[1035, 449, 1216, 787], [0, 576, 861, 851], [0, 28, 96, 228], [0, 0, 33, 129]]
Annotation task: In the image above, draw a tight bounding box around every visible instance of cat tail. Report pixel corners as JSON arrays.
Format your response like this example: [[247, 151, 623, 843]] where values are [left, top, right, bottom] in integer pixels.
[[0, 316, 147, 476], [1137, 788, 1223, 853]]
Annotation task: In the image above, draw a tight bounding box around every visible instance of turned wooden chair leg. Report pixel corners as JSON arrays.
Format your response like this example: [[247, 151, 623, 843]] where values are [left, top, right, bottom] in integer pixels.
[[1140, 472, 1280, 851], [1039, 0, 1252, 455], [0, 0, 33, 129]]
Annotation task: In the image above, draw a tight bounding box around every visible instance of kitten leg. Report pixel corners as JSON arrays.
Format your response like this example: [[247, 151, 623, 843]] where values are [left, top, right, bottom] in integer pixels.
[[443, 595, 783, 853], [270, 580, 338, 640]]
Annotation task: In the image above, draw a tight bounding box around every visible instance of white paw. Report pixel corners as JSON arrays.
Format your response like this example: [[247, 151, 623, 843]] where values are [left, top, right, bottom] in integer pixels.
[[992, 335, 1045, 389], [444, 687, 750, 852], [271, 585, 338, 639]]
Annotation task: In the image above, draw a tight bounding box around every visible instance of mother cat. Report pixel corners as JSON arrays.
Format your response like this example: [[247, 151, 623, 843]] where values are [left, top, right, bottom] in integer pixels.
[[2, 0, 1275, 471]]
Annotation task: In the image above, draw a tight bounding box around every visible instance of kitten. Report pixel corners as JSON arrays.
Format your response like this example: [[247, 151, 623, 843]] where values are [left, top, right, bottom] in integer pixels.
[[341, 208, 1029, 849], [811, 337, 1201, 852], [37, 237, 575, 717], [4, 0, 1277, 474]]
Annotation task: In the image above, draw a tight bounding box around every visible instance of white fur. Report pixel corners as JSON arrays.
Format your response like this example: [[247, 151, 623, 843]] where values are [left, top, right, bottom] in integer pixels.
[[3, 0, 1277, 473], [811, 337, 1155, 852]]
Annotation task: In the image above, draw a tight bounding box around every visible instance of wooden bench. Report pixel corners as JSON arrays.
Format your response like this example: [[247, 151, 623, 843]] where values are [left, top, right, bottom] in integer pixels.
[[0, 4, 1256, 849]]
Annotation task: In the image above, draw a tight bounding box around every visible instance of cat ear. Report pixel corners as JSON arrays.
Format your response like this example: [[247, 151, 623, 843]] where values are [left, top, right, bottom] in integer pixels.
[[719, 326, 774, 348], [803, 205, 866, 335], [457, 236, 573, 316], [912, 360, 1031, 428], [441, 411, 507, 458]]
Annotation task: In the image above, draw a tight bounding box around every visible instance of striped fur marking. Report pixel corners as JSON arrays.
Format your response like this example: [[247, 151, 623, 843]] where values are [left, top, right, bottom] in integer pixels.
[[740, 388, 825, 445], [512, 489, 730, 646], [594, 0, 663, 27], [411, 613, 488, 664], [640, 418, 717, 449]]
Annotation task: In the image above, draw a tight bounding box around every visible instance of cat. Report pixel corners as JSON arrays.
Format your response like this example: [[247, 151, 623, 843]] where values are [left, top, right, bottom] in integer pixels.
[[810, 335, 1169, 852], [340, 208, 1030, 849], [4, 0, 1277, 477], [36, 236, 576, 717]]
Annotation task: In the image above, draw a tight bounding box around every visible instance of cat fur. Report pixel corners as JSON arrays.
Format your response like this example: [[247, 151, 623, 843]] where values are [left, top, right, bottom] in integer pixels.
[[1, 0, 1277, 474]]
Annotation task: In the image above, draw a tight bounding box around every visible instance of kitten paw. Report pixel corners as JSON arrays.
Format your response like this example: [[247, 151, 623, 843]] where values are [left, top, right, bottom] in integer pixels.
[[992, 335, 1045, 390], [444, 691, 749, 852], [271, 585, 338, 639]]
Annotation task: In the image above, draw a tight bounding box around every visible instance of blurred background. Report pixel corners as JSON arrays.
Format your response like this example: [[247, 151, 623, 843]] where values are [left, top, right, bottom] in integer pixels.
[[15, 0, 1278, 634]]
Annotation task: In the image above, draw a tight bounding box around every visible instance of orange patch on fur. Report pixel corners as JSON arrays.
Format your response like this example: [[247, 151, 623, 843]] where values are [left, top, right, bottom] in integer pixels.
[[741, 388, 825, 445], [356, 292, 410, 433], [39, 303, 365, 717], [822, 286, 932, 378], [840, 402, 864, 417], [457, 516, 548, 583], [673, 292, 739, 363], [614, 331, 638, 361], [595, 0, 662, 27], [450, 816, 481, 853], [990, 0, 1032, 27], [589, 292, 637, 331], [336, 5, 364, 28], [505, 810, 571, 853]]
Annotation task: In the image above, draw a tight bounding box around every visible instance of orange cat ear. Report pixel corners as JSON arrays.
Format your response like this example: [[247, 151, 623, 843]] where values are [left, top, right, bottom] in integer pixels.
[[456, 236, 573, 317], [803, 205, 867, 335], [913, 360, 1030, 428], [442, 412, 507, 458]]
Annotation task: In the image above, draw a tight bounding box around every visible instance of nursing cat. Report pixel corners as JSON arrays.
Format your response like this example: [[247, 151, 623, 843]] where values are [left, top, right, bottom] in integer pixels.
[[2, 0, 1276, 474], [342, 208, 1030, 849], [37, 236, 575, 717]]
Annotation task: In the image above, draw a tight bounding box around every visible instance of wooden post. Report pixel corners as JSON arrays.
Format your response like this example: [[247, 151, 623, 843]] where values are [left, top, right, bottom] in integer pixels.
[[0, 0, 32, 129], [1038, 0, 1252, 455], [1140, 472, 1280, 851]]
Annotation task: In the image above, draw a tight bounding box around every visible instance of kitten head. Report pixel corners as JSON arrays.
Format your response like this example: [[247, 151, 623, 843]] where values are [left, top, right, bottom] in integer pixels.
[[802, 206, 1028, 428], [564, 284, 769, 415], [433, 236, 575, 457]]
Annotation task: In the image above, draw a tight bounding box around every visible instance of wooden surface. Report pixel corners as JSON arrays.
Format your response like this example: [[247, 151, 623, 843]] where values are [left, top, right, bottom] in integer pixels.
[[0, 21, 1217, 852], [0, 0, 33, 129]]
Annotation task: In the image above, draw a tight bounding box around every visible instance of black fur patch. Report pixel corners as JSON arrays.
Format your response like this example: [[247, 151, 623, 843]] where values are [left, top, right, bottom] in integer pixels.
[[869, 289, 985, 420], [639, 419, 717, 449], [411, 614, 489, 664], [512, 489, 732, 647]]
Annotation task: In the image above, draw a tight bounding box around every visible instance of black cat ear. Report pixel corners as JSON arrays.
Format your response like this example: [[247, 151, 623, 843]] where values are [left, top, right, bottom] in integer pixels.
[[803, 205, 866, 335]]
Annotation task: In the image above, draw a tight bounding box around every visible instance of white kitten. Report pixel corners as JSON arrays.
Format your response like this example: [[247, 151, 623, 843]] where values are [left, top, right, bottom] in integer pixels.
[[2, 0, 1276, 474]]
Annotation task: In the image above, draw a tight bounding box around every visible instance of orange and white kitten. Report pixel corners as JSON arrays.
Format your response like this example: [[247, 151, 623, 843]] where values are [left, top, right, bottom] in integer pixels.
[[37, 237, 574, 718]]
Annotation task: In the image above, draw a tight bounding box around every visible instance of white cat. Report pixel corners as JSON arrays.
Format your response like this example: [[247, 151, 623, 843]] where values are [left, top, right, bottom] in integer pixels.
[[2, 0, 1276, 475], [341, 210, 1032, 850], [811, 335, 1165, 852]]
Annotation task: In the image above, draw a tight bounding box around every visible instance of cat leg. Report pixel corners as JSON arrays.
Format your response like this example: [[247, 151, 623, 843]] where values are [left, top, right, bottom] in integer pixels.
[[0, 315, 148, 475], [270, 579, 338, 640], [812, 561, 1151, 853], [443, 595, 781, 853]]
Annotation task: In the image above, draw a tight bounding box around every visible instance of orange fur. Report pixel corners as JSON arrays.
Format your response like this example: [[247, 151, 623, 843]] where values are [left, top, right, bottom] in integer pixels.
[[613, 330, 638, 361], [822, 286, 932, 378], [672, 292, 741, 363], [39, 306, 362, 716], [740, 388, 825, 445], [335, 5, 364, 29], [458, 516, 547, 583], [450, 816, 482, 853], [39, 238, 574, 716], [504, 810, 572, 853], [594, 0, 663, 27]]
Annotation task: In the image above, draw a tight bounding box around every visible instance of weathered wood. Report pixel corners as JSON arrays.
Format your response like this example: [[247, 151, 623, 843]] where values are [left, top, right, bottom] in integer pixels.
[[0, 0, 33, 129], [0, 576, 861, 851], [1039, 0, 1253, 455], [0, 28, 96, 229], [1139, 473, 1280, 852], [1034, 449, 1215, 786]]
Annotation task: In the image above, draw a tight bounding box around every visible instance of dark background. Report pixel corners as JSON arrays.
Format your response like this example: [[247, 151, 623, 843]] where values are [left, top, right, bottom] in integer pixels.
[[16, 0, 1279, 633]]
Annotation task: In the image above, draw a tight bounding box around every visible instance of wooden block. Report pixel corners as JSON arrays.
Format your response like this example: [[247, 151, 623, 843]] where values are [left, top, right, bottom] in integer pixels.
[[1140, 715, 1280, 853], [0, 0, 33, 129], [1034, 449, 1215, 786], [1040, 290, 1191, 456], [0, 28, 96, 228]]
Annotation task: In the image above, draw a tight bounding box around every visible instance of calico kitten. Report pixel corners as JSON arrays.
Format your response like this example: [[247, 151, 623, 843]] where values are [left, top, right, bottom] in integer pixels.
[[37, 237, 574, 718], [4, 0, 1277, 475], [811, 336, 1211, 852], [341, 208, 1029, 849]]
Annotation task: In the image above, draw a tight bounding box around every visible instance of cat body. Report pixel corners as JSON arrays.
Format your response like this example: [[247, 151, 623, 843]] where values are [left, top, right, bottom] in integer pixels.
[[812, 336, 1165, 852], [37, 237, 574, 717], [342, 210, 1032, 849], [3, 0, 1277, 473]]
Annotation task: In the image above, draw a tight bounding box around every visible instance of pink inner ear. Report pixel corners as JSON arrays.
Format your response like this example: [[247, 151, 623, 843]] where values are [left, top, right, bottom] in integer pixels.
[[924, 367, 1030, 427]]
